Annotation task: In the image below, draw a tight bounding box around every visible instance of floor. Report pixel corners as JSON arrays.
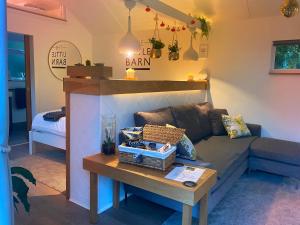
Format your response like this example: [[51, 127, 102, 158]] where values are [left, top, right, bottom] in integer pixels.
[[9, 122, 28, 146]]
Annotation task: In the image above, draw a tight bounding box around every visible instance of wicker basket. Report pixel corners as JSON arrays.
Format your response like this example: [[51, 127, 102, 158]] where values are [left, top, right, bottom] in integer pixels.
[[119, 125, 185, 171]]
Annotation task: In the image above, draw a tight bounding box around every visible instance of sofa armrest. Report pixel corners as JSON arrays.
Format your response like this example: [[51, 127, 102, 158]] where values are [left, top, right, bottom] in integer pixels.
[[175, 157, 214, 169], [246, 123, 262, 137]]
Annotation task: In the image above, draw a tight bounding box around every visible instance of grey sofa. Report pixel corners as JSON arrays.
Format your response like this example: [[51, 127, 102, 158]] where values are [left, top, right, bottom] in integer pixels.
[[124, 103, 300, 217]]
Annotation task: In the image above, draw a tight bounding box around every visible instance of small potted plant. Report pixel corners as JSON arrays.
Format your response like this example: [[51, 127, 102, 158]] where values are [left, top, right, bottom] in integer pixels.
[[168, 40, 180, 61], [102, 127, 116, 155], [149, 38, 165, 58], [196, 17, 211, 39]]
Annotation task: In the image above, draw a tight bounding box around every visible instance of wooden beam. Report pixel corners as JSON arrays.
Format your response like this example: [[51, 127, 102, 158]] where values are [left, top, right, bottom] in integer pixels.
[[136, 0, 200, 28], [63, 78, 208, 96]]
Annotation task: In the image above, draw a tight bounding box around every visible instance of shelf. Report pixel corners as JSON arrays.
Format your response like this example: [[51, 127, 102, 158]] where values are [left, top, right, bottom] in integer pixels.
[[63, 78, 208, 95]]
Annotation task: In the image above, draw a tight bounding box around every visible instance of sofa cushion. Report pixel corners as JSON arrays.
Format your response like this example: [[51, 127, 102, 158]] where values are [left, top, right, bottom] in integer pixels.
[[194, 136, 257, 179], [250, 137, 300, 166], [222, 114, 251, 139], [208, 109, 228, 136], [134, 107, 175, 127], [171, 104, 211, 143]]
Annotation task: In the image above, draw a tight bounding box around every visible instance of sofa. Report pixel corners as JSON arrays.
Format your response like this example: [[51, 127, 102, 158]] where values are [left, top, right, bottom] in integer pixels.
[[123, 102, 300, 216]]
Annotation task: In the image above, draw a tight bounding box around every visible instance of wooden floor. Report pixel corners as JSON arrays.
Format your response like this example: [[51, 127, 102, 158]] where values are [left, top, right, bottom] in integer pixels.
[[15, 181, 174, 225]]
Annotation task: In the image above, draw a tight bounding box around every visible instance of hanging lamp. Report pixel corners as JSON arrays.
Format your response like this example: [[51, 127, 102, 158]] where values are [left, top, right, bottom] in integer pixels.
[[280, 0, 299, 18], [183, 33, 199, 61], [119, 0, 140, 56]]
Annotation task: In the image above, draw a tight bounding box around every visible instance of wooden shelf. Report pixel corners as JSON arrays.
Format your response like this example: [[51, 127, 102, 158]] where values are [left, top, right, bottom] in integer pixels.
[[63, 78, 208, 95]]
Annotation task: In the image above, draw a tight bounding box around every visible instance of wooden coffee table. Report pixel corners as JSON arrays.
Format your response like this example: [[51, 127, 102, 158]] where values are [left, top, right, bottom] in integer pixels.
[[83, 153, 217, 225]]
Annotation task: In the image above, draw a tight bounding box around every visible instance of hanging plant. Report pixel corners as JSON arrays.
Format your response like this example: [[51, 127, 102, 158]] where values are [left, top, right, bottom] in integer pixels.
[[196, 17, 211, 39], [168, 40, 180, 61], [11, 166, 36, 213], [149, 14, 165, 59]]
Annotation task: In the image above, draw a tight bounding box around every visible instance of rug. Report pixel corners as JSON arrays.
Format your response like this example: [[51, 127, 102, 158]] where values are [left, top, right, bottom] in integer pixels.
[[163, 172, 300, 225], [10, 143, 66, 193]]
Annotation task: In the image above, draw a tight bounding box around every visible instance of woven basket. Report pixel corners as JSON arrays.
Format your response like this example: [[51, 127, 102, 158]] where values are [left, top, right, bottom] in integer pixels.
[[119, 125, 185, 171]]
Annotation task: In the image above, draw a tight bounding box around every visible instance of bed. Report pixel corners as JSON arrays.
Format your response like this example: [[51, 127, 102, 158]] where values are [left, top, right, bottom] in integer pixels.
[[29, 111, 66, 154]]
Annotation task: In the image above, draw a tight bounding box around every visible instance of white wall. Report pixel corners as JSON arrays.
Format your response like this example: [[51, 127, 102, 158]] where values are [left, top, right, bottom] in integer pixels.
[[208, 16, 300, 142], [7, 8, 93, 114], [93, 30, 208, 81], [93, 15, 300, 142]]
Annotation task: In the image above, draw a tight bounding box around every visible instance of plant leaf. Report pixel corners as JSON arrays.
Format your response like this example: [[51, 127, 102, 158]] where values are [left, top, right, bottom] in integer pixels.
[[11, 167, 36, 185], [12, 176, 30, 213], [13, 196, 19, 213]]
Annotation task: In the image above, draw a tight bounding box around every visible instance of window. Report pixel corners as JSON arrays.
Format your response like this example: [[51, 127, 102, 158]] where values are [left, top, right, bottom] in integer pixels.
[[271, 40, 300, 74]]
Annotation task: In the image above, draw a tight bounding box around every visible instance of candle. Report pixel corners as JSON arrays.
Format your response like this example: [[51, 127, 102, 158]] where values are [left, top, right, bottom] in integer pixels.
[[125, 68, 136, 80]]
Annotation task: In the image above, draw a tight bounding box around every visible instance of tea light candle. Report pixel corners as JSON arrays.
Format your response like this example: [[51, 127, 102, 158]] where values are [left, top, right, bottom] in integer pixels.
[[125, 68, 136, 80], [187, 73, 194, 81]]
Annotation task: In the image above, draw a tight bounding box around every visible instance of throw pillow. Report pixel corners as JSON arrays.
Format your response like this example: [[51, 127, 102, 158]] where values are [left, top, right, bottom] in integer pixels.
[[166, 124, 196, 161], [222, 114, 252, 139], [208, 109, 229, 135]]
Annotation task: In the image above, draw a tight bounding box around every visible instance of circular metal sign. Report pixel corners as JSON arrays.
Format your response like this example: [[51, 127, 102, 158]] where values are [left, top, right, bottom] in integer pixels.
[[48, 40, 82, 81]]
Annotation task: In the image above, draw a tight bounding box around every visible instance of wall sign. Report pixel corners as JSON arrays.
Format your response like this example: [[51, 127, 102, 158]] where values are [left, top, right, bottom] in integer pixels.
[[126, 40, 151, 70], [48, 41, 82, 81]]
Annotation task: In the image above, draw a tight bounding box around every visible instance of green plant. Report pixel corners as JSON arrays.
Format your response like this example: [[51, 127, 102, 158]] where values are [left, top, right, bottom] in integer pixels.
[[196, 17, 211, 39], [11, 167, 36, 213], [149, 38, 165, 49], [103, 128, 115, 147], [168, 40, 180, 53]]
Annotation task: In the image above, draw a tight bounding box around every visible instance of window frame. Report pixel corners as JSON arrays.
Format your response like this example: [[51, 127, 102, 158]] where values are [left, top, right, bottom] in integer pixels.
[[270, 40, 300, 75]]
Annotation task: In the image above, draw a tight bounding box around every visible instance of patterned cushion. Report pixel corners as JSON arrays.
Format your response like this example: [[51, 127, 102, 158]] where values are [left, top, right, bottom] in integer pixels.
[[166, 124, 196, 160], [222, 114, 252, 139]]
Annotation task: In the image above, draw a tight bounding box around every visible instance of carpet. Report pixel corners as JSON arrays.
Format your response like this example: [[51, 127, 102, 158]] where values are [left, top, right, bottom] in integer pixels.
[[163, 172, 300, 225], [10, 143, 66, 193]]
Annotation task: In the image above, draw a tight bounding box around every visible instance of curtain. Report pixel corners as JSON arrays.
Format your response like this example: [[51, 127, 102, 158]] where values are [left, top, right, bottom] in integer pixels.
[[0, 1, 14, 224]]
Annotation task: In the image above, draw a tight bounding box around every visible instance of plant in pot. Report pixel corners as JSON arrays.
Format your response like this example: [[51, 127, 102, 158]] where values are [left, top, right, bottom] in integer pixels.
[[196, 17, 211, 39], [102, 127, 116, 155], [168, 40, 180, 61], [149, 38, 165, 58], [11, 166, 36, 213]]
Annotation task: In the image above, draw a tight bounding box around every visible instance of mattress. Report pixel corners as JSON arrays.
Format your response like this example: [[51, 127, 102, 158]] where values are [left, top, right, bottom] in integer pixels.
[[32, 111, 66, 137]]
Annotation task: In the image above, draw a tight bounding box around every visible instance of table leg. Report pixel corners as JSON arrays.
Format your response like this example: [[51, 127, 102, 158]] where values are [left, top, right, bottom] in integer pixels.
[[89, 172, 98, 224], [199, 193, 208, 225], [113, 180, 120, 209], [182, 204, 192, 225]]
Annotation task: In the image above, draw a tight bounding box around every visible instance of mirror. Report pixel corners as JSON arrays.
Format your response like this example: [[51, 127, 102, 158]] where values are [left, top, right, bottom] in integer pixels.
[[48, 40, 82, 81]]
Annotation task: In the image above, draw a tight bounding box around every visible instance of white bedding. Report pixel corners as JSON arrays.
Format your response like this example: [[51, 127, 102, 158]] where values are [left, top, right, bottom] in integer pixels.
[[32, 111, 66, 137]]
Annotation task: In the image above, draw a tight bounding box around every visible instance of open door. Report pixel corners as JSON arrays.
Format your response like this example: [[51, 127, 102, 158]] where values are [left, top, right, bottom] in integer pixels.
[[24, 35, 32, 131]]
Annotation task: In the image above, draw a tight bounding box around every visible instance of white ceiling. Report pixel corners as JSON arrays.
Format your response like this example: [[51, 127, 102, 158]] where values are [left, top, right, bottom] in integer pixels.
[[62, 0, 298, 34]]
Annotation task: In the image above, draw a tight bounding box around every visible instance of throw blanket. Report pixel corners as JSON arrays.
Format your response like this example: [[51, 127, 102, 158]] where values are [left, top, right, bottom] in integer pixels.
[[43, 107, 65, 122]]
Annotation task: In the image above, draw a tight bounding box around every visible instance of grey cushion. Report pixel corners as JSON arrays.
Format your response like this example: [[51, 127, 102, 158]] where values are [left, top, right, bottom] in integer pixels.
[[194, 135, 257, 179], [246, 123, 262, 137], [208, 109, 228, 136], [134, 107, 175, 127], [250, 137, 300, 166], [171, 104, 211, 143]]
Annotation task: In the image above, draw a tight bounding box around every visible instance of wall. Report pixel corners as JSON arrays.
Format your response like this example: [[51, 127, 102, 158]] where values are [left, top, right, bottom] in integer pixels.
[[93, 29, 208, 81], [7, 8, 93, 115], [208, 16, 300, 142]]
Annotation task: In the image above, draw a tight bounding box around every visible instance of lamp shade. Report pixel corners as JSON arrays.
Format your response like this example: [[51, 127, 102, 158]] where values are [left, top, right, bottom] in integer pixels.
[[183, 35, 199, 61], [119, 14, 140, 56]]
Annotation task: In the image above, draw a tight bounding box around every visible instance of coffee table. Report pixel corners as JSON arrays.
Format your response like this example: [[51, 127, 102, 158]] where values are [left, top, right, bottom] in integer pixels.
[[83, 153, 217, 225]]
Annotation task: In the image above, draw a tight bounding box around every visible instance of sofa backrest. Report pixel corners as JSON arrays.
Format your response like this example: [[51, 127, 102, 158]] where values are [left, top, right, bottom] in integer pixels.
[[134, 102, 213, 143]]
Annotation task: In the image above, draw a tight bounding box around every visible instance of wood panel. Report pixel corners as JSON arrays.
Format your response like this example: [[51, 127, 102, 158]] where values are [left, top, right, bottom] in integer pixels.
[[83, 154, 217, 206], [65, 92, 70, 199], [24, 35, 32, 131], [63, 78, 208, 96]]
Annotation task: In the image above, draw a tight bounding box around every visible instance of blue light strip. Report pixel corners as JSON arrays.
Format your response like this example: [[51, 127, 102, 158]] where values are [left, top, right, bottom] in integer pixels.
[[0, 1, 13, 224]]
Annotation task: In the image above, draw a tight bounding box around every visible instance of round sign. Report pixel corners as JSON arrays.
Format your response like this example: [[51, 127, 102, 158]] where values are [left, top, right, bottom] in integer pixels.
[[48, 41, 82, 81]]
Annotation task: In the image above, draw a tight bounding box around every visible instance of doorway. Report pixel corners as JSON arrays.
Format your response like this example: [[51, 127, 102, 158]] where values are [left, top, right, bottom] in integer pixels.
[[8, 32, 32, 147]]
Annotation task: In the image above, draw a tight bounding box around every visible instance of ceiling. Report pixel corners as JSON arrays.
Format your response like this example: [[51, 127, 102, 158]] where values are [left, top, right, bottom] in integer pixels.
[[9, 0, 298, 34]]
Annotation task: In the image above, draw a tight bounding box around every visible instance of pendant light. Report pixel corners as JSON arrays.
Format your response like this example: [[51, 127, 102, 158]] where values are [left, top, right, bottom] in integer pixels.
[[280, 0, 299, 18], [183, 34, 199, 61], [119, 0, 140, 56]]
